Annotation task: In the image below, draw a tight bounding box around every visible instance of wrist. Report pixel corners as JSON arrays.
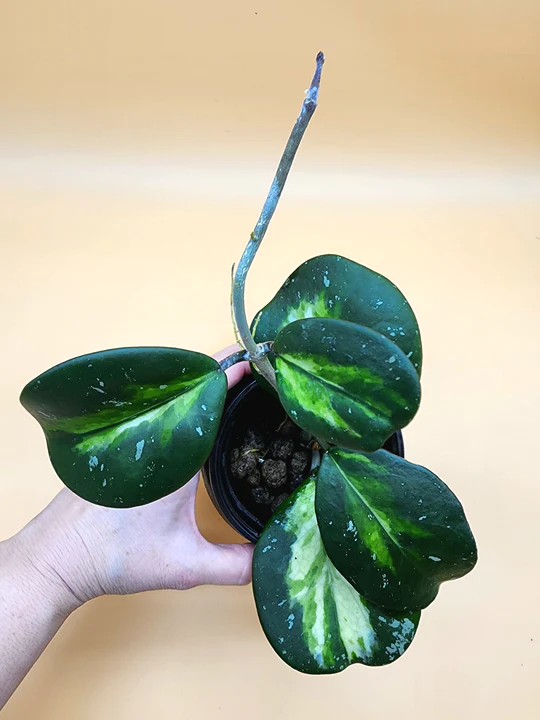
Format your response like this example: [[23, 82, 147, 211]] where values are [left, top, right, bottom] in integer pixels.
[[4, 489, 110, 617], [2, 529, 83, 620]]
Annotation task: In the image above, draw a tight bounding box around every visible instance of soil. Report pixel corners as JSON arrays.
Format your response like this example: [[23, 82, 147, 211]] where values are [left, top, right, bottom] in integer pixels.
[[229, 414, 315, 521]]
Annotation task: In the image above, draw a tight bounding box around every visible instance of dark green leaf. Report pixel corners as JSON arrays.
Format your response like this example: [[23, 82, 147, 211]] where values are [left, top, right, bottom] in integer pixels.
[[273, 317, 421, 452], [20, 347, 227, 507], [316, 448, 478, 611], [253, 477, 420, 674], [251, 254, 422, 377]]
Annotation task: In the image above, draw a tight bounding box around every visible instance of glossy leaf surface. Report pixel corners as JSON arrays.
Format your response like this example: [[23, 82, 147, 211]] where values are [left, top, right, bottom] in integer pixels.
[[316, 448, 478, 611], [273, 317, 421, 452], [20, 347, 227, 507], [253, 478, 420, 673], [252, 254, 422, 375]]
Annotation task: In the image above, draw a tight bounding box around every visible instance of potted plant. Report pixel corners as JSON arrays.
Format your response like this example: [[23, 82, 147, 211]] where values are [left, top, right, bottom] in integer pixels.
[[19, 52, 477, 675]]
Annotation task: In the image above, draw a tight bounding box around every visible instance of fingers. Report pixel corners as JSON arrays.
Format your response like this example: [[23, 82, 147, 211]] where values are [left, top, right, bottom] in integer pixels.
[[213, 344, 252, 389], [195, 541, 254, 586], [224, 359, 251, 389], [213, 345, 240, 363]]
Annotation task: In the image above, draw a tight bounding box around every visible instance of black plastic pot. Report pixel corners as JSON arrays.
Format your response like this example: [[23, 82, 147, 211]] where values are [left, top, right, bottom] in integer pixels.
[[201, 378, 405, 543]]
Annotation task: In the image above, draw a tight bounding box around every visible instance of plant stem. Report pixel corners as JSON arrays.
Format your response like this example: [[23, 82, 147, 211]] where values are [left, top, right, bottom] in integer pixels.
[[231, 51, 325, 390], [310, 449, 322, 472], [219, 343, 274, 373]]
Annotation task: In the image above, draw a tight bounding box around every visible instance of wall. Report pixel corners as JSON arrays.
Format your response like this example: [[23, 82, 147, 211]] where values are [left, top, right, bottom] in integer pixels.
[[0, 1, 539, 718]]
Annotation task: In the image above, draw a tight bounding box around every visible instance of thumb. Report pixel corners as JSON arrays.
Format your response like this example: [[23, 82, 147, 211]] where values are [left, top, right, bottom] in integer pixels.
[[195, 541, 254, 587]]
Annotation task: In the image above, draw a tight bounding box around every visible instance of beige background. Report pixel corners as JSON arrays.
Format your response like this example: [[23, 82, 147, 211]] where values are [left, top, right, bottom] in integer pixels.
[[1, 1, 539, 718]]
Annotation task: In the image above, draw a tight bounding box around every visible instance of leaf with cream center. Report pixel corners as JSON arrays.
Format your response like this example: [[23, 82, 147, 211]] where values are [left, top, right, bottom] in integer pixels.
[[20, 347, 227, 507], [253, 477, 420, 674], [273, 317, 421, 452]]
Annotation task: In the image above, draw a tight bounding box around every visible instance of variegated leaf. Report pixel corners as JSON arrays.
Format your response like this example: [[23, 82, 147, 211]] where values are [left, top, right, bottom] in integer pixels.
[[273, 317, 421, 452], [253, 477, 420, 674], [20, 347, 227, 507], [316, 448, 478, 611], [251, 254, 422, 377]]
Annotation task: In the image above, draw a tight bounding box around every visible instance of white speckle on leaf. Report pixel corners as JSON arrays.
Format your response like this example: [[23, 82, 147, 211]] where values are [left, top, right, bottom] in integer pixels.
[[195, 426, 203, 436], [201, 404, 207, 411], [388, 355, 397, 364], [429, 556, 441, 562], [418, 515, 427, 521], [102, 479, 107, 487], [287, 613, 295, 629], [100, 464, 104, 472], [135, 439, 145, 461], [159, 384, 168, 390], [88, 455, 99, 470]]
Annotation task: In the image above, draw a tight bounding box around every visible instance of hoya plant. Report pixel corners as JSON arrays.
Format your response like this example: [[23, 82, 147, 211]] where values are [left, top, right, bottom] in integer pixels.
[[20, 53, 477, 674]]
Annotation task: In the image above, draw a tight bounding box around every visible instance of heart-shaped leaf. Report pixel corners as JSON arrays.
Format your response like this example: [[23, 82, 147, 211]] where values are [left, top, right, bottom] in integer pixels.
[[253, 477, 420, 674], [315, 448, 478, 611], [20, 347, 227, 507], [273, 317, 421, 452], [252, 254, 422, 375]]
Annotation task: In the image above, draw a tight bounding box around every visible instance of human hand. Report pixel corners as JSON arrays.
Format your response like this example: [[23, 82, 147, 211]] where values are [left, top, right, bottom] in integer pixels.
[[9, 346, 253, 614]]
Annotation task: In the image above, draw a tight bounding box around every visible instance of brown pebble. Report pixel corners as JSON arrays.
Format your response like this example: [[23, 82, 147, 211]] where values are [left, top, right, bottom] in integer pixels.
[[244, 429, 266, 451], [231, 452, 258, 479], [270, 438, 295, 461], [252, 486, 271, 504], [246, 469, 261, 487], [271, 493, 289, 513], [262, 459, 287, 488], [278, 418, 297, 437], [290, 450, 309, 476]]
